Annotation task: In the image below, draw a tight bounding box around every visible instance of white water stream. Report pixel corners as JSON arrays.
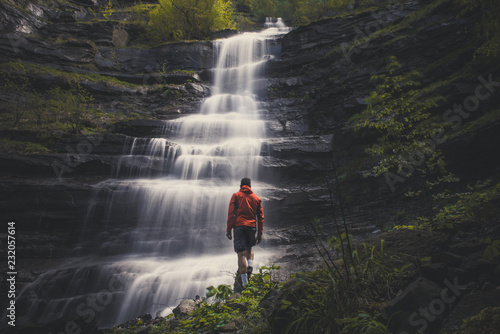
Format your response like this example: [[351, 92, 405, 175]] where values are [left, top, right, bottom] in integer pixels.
[[17, 19, 290, 328]]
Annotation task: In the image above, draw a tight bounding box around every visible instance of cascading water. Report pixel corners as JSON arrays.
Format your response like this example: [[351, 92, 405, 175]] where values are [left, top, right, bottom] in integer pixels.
[[17, 19, 290, 328]]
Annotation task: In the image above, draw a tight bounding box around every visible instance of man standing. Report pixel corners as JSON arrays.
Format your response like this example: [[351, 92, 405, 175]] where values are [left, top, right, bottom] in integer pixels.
[[226, 177, 264, 289]]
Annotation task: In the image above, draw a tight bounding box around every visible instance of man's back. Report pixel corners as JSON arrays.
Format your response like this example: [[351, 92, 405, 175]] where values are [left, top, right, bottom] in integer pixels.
[[229, 185, 264, 233], [226, 177, 264, 290]]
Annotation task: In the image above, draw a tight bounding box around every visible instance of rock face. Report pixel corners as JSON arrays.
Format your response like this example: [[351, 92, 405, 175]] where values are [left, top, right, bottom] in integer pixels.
[[0, 0, 495, 255], [1, 0, 500, 331]]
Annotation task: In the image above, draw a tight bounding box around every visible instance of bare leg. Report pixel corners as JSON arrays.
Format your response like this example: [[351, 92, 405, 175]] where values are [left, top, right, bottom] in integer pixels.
[[237, 251, 247, 274], [246, 248, 254, 262]]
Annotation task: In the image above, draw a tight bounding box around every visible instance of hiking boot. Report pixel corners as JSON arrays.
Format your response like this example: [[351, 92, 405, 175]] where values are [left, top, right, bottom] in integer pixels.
[[234, 271, 243, 293], [247, 266, 253, 279]]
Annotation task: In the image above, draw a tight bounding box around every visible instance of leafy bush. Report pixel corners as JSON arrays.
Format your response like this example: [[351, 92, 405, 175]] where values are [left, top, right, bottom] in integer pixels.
[[431, 179, 500, 229], [289, 0, 354, 25], [0, 138, 50, 154], [350, 56, 445, 180], [147, 0, 236, 42], [460, 307, 500, 334], [483, 238, 500, 260], [456, 0, 500, 57], [147, 265, 281, 333], [337, 313, 390, 334], [280, 232, 413, 333]]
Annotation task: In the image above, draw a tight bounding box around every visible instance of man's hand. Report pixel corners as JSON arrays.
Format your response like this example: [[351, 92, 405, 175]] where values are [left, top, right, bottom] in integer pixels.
[[226, 231, 232, 240], [256, 233, 262, 244]]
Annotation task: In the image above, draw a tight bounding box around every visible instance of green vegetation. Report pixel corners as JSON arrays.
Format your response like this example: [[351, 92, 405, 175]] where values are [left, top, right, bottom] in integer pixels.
[[348, 56, 454, 210], [0, 138, 51, 154], [287, 0, 355, 26], [0, 61, 137, 89], [106, 237, 412, 334], [147, 0, 236, 42], [348, 55, 500, 231], [483, 238, 500, 260], [0, 61, 140, 151], [431, 179, 500, 229], [273, 239, 409, 333], [350, 56, 445, 179], [105, 172, 414, 333], [460, 307, 500, 334], [456, 0, 500, 57], [104, 265, 283, 333]]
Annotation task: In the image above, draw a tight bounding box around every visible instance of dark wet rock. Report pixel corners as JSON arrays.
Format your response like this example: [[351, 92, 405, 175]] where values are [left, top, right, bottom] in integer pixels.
[[5, 315, 102, 334], [382, 277, 461, 334], [112, 120, 169, 138], [1, 0, 500, 331], [211, 28, 238, 39], [440, 289, 500, 333]]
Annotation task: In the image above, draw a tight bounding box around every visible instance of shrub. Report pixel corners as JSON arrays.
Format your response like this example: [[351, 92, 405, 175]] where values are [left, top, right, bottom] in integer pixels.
[[147, 0, 236, 42]]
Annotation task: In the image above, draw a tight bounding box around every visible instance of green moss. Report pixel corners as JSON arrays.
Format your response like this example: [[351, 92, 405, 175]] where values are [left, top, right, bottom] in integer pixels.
[[323, 0, 453, 61], [451, 106, 500, 139], [0, 138, 50, 154], [460, 307, 500, 334], [0, 61, 138, 88]]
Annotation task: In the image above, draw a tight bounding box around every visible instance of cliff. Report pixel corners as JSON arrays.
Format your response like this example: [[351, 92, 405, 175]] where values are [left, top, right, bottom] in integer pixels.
[[1, 0, 500, 332]]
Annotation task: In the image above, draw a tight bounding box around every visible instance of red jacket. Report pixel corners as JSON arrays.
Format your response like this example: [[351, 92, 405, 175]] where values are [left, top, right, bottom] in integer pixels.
[[227, 185, 264, 234]]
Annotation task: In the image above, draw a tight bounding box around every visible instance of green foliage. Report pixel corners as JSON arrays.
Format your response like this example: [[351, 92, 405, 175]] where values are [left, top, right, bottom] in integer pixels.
[[147, 265, 281, 333], [102, 0, 114, 19], [350, 56, 445, 178], [252, 0, 278, 20], [241, 265, 282, 298], [459, 307, 500, 334], [283, 236, 412, 333], [0, 61, 137, 89], [130, 1, 152, 26], [431, 179, 500, 229], [483, 238, 500, 260], [0, 138, 51, 154], [175, 301, 236, 333], [234, 14, 256, 30], [147, 0, 236, 42], [206, 284, 233, 301], [46, 81, 96, 134], [0, 61, 140, 152], [2, 61, 35, 127], [336, 313, 390, 334], [288, 0, 354, 25], [456, 0, 500, 57]]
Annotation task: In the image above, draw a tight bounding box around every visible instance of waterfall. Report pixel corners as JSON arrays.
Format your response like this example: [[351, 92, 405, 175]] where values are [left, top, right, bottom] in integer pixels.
[[17, 19, 290, 328]]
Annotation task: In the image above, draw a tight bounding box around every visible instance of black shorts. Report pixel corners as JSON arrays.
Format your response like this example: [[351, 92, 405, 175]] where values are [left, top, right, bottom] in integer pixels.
[[233, 226, 256, 253]]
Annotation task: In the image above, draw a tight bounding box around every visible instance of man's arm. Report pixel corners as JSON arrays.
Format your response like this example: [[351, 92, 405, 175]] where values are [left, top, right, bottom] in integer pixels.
[[226, 194, 237, 239], [256, 199, 264, 244]]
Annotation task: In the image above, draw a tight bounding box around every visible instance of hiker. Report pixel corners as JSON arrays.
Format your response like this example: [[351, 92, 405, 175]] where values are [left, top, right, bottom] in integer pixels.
[[226, 177, 264, 288]]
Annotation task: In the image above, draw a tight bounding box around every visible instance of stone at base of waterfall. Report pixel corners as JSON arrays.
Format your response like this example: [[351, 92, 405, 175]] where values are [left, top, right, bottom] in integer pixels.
[[173, 299, 197, 316], [219, 321, 237, 331]]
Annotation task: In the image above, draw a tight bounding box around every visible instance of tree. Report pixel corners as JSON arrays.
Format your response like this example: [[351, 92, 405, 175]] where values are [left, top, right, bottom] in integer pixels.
[[289, 0, 353, 25], [2, 62, 33, 127], [350, 56, 445, 180], [252, 0, 278, 21], [47, 81, 96, 135], [349, 56, 458, 215], [147, 0, 236, 42]]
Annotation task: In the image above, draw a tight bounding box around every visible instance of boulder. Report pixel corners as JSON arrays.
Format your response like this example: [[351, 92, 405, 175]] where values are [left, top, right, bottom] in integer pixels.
[[382, 277, 467, 334], [173, 299, 197, 316], [440, 290, 500, 333]]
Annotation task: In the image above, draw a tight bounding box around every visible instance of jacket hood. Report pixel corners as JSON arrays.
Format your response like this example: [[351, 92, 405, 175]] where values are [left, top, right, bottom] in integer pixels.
[[240, 185, 253, 193]]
